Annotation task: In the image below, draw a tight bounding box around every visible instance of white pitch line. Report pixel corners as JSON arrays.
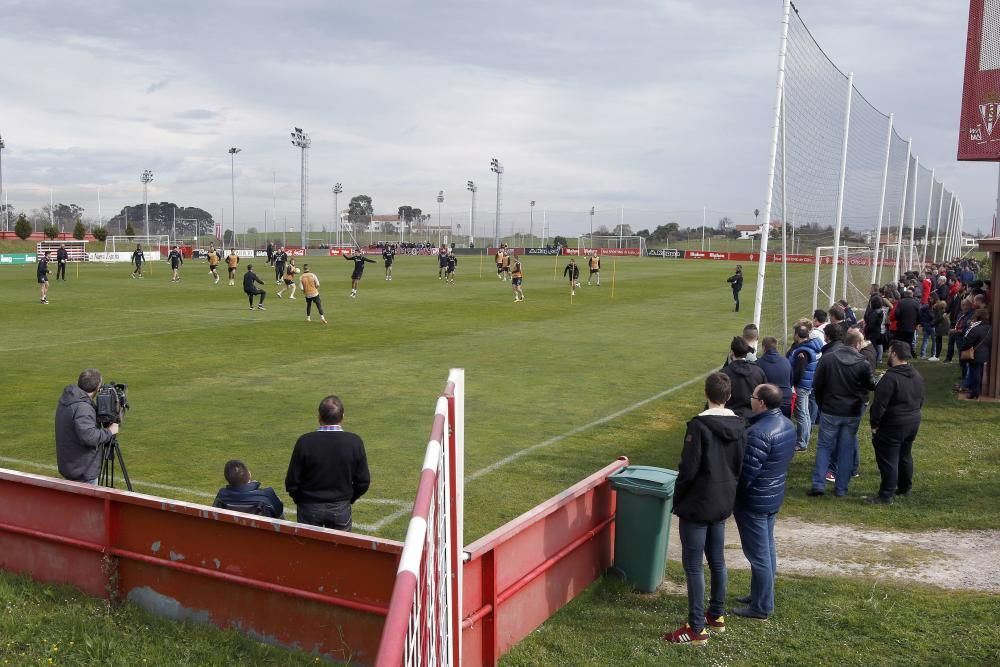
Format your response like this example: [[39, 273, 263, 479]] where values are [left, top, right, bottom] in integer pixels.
[[466, 370, 713, 483]]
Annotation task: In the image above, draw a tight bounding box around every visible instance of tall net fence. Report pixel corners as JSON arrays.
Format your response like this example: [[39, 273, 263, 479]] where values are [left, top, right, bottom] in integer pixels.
[[757, 3, 963, 346]]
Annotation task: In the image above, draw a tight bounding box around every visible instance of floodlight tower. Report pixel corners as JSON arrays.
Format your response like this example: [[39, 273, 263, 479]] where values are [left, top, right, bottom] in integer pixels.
[[290, 127, 311, 249], [529, 200, 536, 242], [140, 170, 154, 237], [0, 133, 5, 231], [466, 180, 477, 247], [589, 206, 595, 245], [333, 182, 343, 247], [490, 157, 503, 247], [228, 147, 241, 242], [437, 190, 445, 246]]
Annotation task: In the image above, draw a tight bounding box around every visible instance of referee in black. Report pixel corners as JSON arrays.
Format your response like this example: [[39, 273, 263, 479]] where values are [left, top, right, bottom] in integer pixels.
[[727, 265, 744, 312]]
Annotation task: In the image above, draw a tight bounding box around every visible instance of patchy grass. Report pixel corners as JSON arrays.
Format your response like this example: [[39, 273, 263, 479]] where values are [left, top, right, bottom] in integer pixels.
[[503, 566, 1000, 666]]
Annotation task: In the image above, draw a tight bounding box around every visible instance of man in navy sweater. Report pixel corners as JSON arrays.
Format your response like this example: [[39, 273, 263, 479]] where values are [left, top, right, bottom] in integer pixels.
[[756, 337, 793, 418], [285, 395, 370, 532], [733, 383, 796, 619], [213, 460, 284, 519]]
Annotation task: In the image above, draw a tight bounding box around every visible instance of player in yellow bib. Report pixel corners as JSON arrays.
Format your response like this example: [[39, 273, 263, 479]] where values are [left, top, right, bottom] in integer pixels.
[[299, 264, 326, 324], [207, 245, 221, 284], [226, 249, 240, 285], [587, 253, 601, 286], [511, 256, 525, 302], [277, 259, 298, 299]]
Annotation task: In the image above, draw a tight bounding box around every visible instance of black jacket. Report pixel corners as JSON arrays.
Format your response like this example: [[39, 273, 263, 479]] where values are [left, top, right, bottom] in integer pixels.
[[243, 270, 263, 292], [54, 385, 115, 482], [213, 481, 285, 519], [863, 305, 885, 343], [285, 429, 371, 505], [870, 363, 924, 430], [895, 297, 919, 332], [673, 410, 746, 523], [960, 322, 993, 364], [813, 342, 876, 417], [722, 359, 767, 420], [727, 272, 743, 292]]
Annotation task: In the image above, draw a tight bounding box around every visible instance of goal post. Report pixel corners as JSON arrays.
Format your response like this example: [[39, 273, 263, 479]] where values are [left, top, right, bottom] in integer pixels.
[[576, 235, 646, 255], [812, 246, 877, 314], [103, 235, 169, 261], [376, 369, 464, 667]]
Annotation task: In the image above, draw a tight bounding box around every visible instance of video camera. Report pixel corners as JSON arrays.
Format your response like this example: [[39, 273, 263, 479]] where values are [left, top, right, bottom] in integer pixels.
[[95, 382, 129, 426]]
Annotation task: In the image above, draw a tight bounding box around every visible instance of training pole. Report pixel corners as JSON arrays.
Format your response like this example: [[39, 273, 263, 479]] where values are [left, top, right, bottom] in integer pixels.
[[479, 248, 483, 279], [611, 259, 616, 299]]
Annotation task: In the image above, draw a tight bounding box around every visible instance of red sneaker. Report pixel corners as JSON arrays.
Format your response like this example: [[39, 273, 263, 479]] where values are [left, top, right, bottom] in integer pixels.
[[662, 623, 709, 645], [705, 613, 726, 633]]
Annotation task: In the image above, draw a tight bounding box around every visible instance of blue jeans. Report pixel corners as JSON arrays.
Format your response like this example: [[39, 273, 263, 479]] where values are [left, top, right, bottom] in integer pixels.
[[678, 519, 727, 632], [919, 326, 934, 357], [808, 393, 820, 429], [968, 362, 985, 398], [812, 413, 861, 496], [793, 387, 812, 450], [734, 508, 777, 615], [297, 500, 353, 532]]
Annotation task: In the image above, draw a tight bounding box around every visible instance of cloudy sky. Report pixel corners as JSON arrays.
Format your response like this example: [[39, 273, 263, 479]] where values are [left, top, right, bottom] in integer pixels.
[[0, 0, 994, 235]]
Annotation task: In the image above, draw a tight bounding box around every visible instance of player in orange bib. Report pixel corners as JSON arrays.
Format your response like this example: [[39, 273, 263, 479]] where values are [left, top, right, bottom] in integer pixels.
[[587, 253, 601, 286], [226, 249, 240, 285], [277, 259, 298, 299], [299, 264, 326, 324], [511, 256, 525, 302]]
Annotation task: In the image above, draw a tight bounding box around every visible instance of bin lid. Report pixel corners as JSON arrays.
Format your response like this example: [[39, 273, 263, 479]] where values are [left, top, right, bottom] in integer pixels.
[[609, 465, 677, 498]]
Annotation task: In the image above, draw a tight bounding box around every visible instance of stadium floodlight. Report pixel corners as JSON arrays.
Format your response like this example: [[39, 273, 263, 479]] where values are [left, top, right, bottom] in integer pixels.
[[490, 158, 503, 247], [333, 182, 343, 247], [0, 133, 5, 232], [140, 170, 154, 237], [466, 180, 477, 247], [590, 206, 595, 245], [437, 190, 445, 246], [530, 200, 536, 242], [228, 147, 241, 243], [290, 127, 311, 249]]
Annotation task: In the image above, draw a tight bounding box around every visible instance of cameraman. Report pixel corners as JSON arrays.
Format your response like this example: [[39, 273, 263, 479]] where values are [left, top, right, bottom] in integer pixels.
[[55, 369, 118, 484]]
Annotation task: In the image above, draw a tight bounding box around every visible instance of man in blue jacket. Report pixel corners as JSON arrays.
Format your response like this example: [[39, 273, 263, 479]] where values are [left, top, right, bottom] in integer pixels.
[[786, 324, 821, 451], [213, 460, 285, 519], [732, 383, 796, 620], [756, 337, 793, 418]]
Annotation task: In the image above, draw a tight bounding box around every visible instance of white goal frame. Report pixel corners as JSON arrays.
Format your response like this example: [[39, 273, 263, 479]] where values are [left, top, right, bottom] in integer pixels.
[[576, 235, 646, 254], [103, 235, 169, 261], [812, 245, 876, 313]]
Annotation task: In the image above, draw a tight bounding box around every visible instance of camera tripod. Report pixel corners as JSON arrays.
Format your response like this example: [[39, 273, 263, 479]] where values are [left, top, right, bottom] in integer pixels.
[[98, 435, 133, 492]]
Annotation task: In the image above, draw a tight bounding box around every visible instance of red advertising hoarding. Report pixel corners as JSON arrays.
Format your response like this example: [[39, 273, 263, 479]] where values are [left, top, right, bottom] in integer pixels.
[[958, 0, 1000, 160]]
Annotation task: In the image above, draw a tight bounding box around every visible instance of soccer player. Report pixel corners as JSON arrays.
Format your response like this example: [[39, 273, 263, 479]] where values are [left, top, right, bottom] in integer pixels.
[[494, 246, 505, 280], [383, 243, 395, 281], [345, 248, 375, 298], [563, 257, 581, 296], [243, 264, 266, 310], [168, 245, 184, 282], [444, 250, 458, 284], [226, 248, 240, 285], [511, 255, 525, 302], [38, 251, 51, 304], [131, 244, 145, 278], [727, 265, 744, 312], [274, 246, 288, 284], [438, 245, 449, 279], [299, 264, 327, 324], [501, 248, 512, 281], [206, 245, 221, 284], [266, 241, 275, 266], [277, 259, 298, 299], [56, 244, 69, 281], [587, 252, 601, 286]]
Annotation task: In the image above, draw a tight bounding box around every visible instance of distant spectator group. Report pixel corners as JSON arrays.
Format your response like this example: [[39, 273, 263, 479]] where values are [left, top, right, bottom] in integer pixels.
[[665, 255, 992, 645]]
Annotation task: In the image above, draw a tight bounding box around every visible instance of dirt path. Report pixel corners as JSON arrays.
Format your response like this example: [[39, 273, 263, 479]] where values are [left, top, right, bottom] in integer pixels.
[[665, 517, 1000, 593]]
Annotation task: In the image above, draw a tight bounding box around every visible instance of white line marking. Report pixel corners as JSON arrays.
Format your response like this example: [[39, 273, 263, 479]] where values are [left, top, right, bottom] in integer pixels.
[[466, 371, 713, 483]]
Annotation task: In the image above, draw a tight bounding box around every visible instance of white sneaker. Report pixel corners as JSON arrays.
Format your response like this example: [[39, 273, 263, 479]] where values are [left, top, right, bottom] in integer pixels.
[[320, 316, 327, 324], [289, 296, 296, 300], [277, 292, 283, 298], [306, 316, 311, 322], [388, 276, 392, 281], [927, 356, 939, 362]]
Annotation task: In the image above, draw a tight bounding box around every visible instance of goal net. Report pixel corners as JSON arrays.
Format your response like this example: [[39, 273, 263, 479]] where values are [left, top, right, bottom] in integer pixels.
[[102, 235, 169, 261], [575, 235, 646, 256], [377, 369, 464, 667], [36, 240, 87, 262], [754, 4, 960, 347]]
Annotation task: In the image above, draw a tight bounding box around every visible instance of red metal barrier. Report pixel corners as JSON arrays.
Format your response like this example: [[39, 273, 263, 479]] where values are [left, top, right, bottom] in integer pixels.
[[0, 469, 402, 664], [460, 457, 628, 666]]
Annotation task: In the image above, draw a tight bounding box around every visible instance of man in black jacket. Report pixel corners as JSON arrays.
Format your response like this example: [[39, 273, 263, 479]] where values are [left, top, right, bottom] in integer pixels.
[[809, 326, 875, 497], [894, 289, 920, 357], [727, 265, 743, 312], [285, 395, 370, 531], [213, 460, 285, 518], [56, 244, 69, 280], [55, 369, 119, 483], [868, 341, 924, 504], [663, 372, 745, 646], [722, 337, 767, 420], [243, 264, 266, 310]]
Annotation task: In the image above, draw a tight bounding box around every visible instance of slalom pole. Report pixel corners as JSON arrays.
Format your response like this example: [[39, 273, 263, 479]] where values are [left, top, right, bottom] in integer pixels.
[[552, 252, 558, 280], [611, 259, 616, 299], [479, 248, 483, 279], [76, 260, 79, 280]]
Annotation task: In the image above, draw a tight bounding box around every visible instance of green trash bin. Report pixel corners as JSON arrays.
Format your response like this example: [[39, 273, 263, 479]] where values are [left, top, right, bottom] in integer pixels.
[[608, 465, 677, 593]]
